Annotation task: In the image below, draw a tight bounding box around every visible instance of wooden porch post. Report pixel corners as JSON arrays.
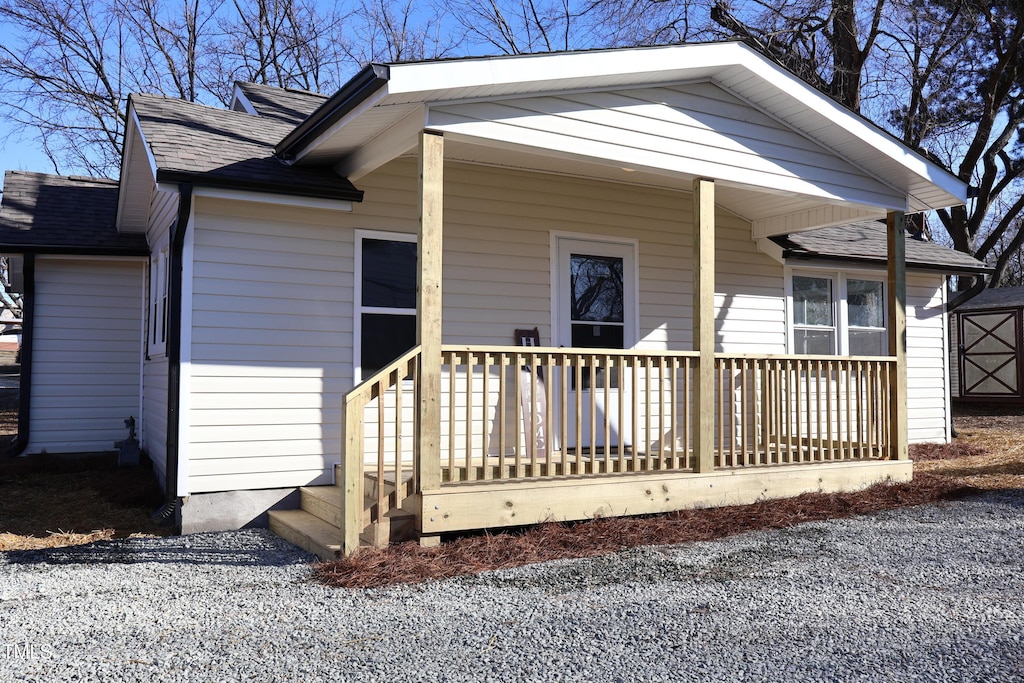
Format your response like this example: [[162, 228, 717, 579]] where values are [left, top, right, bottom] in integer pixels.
[[693, 178, 716, 473], [340, 393, 365, 555], [886, 210, 909, 460], [417, 131, 444, 505]]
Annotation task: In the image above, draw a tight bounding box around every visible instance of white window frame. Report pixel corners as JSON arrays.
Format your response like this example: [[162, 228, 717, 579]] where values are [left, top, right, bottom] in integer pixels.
[[354, 230, 417, 383], [148, 239, 169, 357], [786, 266, 888, 356]]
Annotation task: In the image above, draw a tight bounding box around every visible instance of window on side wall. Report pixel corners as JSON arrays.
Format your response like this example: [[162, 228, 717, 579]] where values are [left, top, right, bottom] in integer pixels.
[[355, 232, 417, 381], [149, 240, 169, 357], [788, 271, 886, 356]]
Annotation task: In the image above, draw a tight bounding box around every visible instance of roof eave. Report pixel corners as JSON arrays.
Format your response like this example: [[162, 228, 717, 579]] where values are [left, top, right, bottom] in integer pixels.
[[155, 169, 364, 203], [275, 64, 390, 161], [0, 244, 150, 257], [781, 251, 993, 276]]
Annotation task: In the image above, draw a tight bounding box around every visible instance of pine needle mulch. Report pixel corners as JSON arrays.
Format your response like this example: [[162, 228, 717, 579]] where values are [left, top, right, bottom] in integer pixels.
[[313, 472, 972, 589], [316, 406, 1024, 589]]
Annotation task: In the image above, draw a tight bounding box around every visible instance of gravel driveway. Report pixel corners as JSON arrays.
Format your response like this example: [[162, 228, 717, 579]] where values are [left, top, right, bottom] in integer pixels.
[[2, 490, 1022, 682]]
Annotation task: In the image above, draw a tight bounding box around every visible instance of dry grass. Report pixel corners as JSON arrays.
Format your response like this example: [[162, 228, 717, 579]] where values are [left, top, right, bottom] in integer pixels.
[[0, 453, 170, 551], [915, 406, 1024, 490], [0, 347, 171, 551]]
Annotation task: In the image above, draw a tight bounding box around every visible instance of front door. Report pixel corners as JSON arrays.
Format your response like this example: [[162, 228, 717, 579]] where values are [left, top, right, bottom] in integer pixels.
[[555, 237, 636, 450]]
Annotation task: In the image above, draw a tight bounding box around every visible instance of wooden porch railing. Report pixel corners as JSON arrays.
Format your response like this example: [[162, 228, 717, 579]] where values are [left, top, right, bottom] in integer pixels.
[[341, 346, 895, 547], [340, 345, 421, 552], [439, 346, 698, 480], [714, 354, 893, 467]]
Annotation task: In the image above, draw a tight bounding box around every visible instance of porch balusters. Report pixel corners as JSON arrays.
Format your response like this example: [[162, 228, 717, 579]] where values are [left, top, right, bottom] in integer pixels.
[[339, 345, 895, 554]]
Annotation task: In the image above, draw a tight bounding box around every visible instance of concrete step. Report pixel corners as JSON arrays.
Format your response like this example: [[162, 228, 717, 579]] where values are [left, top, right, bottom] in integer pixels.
[[267, 509, 342, 561]]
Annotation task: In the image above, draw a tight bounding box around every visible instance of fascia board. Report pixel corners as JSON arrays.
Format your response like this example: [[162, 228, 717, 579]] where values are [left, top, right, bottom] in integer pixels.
[[115, 102, 159, 233], [191, 186, 354, 212], [286, 85, 392, 164], [723, 46, 968, 206], [382, 42, 746, 100]]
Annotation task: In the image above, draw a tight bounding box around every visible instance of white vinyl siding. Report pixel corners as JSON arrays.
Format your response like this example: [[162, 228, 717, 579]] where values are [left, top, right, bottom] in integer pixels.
[[716, 219, 786, 354], [906, 273, 951, 444], [182, 159, 791, 492], [181, 158, 952, 492], [142, 189, 177, 483], [27, 257, 145, 454], [142, 358, 168, 480], [186, 196, 353, 492]]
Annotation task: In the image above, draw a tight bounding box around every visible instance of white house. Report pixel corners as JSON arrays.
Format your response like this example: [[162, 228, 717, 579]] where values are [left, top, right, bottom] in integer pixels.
[[0, 42, 989, 557]]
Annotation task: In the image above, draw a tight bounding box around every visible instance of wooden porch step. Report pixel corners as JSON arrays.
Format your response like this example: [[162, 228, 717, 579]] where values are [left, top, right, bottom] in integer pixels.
[[267, 509, 342, 561], [300, 483, 401, 530], [300, 485, 342, 528], [361, 469, 415, 501], [269, 467, 420, 556]]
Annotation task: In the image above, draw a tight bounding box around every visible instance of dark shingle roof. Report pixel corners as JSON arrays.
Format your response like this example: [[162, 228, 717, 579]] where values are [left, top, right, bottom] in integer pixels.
[[955, 285, 1024, 311], [0, 171, 148, 254], [772, 221, 990, 274], [233, 82, 328, 126], [131, 93, 362, 202]]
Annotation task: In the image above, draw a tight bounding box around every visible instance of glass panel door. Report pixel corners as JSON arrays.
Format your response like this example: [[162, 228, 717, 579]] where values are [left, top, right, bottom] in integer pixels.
[[556, 237, 636, 451]]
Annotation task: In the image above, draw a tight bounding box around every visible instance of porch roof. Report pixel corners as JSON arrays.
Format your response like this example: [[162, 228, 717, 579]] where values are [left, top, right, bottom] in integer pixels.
[[279, 42, 967, 236], [0, 171, 148, 255], [772, 220, 991, 275]]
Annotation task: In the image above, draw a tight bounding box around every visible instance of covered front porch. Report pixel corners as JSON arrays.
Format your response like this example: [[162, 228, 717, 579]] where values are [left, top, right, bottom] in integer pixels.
[[319, 132, 914, 556], [264, 45, 970, 557]]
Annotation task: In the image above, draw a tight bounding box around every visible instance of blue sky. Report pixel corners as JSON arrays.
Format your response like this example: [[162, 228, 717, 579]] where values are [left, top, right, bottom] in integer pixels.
[[0, 18, 58, 188], [0, 136, 54, 176]]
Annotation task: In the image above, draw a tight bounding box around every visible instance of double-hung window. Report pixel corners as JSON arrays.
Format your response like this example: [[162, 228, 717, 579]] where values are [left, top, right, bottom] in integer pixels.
[[789, 271, 886, 356], [355, 231, 417, 381]]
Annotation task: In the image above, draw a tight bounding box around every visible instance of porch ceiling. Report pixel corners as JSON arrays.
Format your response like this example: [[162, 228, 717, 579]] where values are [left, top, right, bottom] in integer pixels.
[[328, 125, 887, 237], [289, 42, 967, 236]]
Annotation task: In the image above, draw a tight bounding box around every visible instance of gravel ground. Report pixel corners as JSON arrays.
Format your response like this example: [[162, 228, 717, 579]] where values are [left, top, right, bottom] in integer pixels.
[[2, 491, 1023, 683]]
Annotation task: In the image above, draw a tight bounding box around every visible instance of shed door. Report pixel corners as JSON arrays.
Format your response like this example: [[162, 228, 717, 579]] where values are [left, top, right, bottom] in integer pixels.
[[959, 309, 1022, 399]]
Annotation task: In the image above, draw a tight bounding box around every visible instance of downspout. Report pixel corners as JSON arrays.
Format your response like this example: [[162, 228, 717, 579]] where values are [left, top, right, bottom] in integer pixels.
[[154, 183, 192, 523], [6, 253, 33, 456]]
